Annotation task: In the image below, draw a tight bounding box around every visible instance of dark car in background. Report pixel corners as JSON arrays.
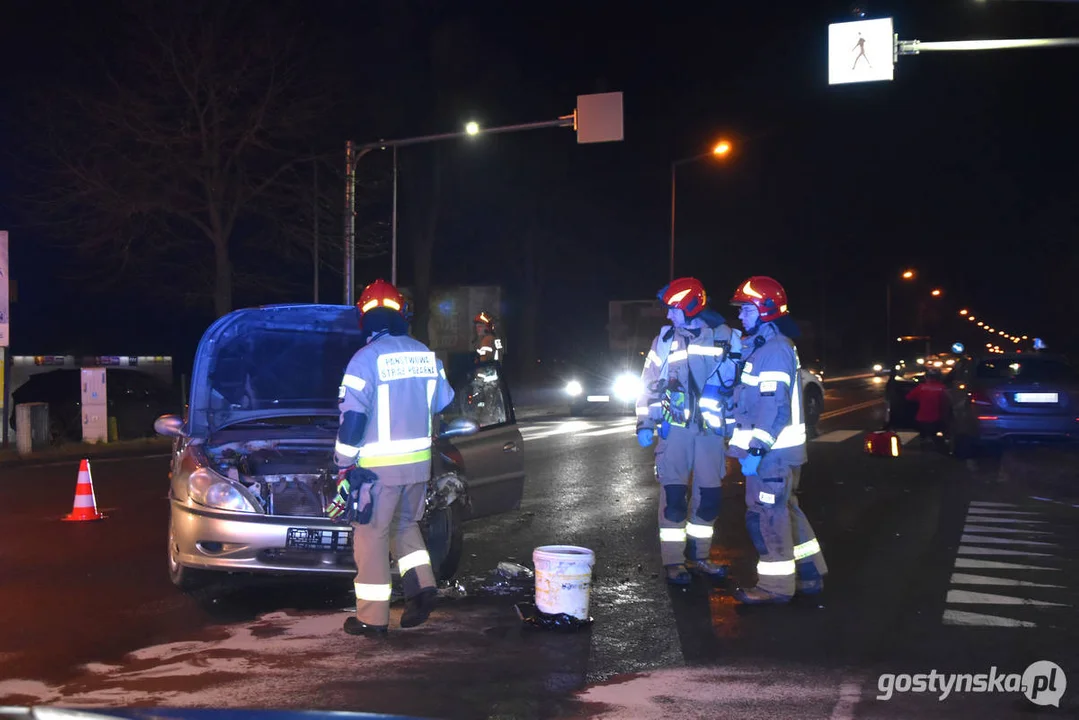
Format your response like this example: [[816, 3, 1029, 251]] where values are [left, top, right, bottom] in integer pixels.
[[945, 353, 1079, 457], [9, 368, 181, 442]]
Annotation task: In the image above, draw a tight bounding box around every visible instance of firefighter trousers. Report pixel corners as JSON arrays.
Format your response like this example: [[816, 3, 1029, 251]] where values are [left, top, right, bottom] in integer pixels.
[[352, 481, 436, 627], [655, 426, 726, 566], [744, 465, 828, 596]]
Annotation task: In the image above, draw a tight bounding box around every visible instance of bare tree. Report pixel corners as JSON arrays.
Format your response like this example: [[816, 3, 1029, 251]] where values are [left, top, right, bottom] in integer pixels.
[[259, 154, 389, 302], [24, 0, 351, 316]]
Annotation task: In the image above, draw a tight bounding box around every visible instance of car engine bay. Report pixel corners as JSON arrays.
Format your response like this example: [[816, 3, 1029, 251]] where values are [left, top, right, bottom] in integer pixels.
[[207, 440, 337, 517]]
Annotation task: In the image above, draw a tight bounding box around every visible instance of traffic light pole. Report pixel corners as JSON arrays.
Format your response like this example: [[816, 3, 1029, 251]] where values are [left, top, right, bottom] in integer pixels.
[[342, 115, 576, 304]]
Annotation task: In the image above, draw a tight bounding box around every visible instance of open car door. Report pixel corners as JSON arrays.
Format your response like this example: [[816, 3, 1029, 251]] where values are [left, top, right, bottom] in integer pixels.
[[441, 362, 526, 520]]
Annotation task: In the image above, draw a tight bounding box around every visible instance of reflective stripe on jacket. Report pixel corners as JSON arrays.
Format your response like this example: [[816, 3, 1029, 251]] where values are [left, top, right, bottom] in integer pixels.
[[335, 334, 456, 485], [729, 324, 807, 470], [474, 334, 503, 362], [635, 321, 739, 433]]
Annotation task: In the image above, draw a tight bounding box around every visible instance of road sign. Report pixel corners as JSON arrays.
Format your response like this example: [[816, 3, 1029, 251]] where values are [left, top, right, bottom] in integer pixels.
[[829, 17, 895, 85], [576, 92, 623, 143]]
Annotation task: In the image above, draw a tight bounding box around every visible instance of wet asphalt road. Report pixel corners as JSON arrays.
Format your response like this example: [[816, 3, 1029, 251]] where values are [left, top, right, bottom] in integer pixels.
[[1, 376, 1077, 719]]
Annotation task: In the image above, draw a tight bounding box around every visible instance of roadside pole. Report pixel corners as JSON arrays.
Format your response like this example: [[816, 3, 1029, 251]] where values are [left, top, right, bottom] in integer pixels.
[[1, 230, 9, 448], [341, 92, 625, 305]]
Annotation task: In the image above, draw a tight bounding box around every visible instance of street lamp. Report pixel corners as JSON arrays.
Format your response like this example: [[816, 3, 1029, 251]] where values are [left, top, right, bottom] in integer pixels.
[[886, 269, 917, 360], [669, 139, 734, 281], [931, 288, 942, 297], [465, 121, 480, 136]]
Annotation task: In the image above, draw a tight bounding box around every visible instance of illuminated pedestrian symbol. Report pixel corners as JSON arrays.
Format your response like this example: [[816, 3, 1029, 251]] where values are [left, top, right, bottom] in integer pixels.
[[828, 17, 896, 85], [852, 33, 872, 69]]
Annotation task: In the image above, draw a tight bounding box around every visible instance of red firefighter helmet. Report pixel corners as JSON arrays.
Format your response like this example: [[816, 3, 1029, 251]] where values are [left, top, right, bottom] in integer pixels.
[[730, 276, 789, 322], [473, 311, 494, 327], [357, 279, 405, 318], [658, 277, 707, 317]]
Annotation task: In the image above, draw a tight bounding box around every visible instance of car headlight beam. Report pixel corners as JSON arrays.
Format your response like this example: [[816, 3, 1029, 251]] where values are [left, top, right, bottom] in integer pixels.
[[612, 373, 643, 403], [565, 380, 583, 397]]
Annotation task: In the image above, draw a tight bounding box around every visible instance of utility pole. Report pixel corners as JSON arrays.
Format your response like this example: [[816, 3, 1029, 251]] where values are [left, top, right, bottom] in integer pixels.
[[343, 141, 354, 305], [313, 159, 319, 303]]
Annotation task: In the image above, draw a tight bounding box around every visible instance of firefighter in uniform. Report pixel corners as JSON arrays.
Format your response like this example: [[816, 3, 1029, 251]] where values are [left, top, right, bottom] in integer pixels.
[[636, 277, 742, 585], [472, 311, 504, 363], [327, 279, 456, 636], [727, 276, 828, 604]]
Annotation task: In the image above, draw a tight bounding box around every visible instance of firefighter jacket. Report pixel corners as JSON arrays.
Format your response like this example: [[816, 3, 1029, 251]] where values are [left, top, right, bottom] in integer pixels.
[[728, 323, 808, 472], [334, 332, 456, 486], [473, 333, 504, 363], [635, 317, 740, 435]]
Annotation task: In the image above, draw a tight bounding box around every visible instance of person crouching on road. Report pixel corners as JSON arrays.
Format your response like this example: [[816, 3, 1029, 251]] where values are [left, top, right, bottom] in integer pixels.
[[635, 277, 742, 585], [326, 279, 456, 637], [727, 276, 828, 604]]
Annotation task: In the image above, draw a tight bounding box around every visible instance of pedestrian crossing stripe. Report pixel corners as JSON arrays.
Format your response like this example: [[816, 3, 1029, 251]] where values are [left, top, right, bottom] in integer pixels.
[[942, 504, 1073, 627], [519, 421, 928, 447]]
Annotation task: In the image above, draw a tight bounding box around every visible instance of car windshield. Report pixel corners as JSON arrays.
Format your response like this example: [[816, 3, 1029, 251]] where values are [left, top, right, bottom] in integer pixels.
[[975, 357, 1079, 383], [207, 327, 359, 428]]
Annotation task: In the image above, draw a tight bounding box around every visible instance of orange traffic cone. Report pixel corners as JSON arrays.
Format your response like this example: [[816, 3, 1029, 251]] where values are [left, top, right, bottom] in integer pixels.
[[62, 458, 106, 522]]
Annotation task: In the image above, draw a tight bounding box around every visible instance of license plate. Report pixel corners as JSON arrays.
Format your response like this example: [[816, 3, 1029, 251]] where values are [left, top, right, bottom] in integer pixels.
[[587, 395, 610, 402], [1014, 393, 1058, 404], [286, 527, 352, 551]]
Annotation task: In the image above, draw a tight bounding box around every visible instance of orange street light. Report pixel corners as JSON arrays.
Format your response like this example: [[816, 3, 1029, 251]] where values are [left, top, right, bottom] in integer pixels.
[[671, 139, 737, 280], [931, 288, 942, 297], [901, 269, 915, 280], [959, 309, 968, 316]]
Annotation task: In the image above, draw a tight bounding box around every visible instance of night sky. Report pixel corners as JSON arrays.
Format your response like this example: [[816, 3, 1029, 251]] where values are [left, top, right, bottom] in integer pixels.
[[2, 0, 1077, 380]]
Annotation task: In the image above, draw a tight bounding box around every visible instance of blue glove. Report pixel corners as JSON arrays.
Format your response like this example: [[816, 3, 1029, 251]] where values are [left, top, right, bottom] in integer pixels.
[[637, 428, 654, 448], [740, 454, 762, 477], [657, 420, 670, 440]]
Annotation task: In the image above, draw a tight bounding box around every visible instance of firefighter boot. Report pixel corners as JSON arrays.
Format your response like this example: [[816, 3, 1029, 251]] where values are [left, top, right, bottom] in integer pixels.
[[733, 586, 793, 605], [686, 559, 730, 579], [344, 617, 388, 637], [400, 587, 438, 628], [665, 564, 692, 585], [796, 578, 824, 595]]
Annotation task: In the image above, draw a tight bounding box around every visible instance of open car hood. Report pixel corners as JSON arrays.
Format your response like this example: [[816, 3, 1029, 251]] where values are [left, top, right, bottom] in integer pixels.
[[187, 304, 364, 438]]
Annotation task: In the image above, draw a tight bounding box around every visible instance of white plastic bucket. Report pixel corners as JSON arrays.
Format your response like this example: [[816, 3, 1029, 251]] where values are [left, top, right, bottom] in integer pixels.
[[533, 545, 596, 620]]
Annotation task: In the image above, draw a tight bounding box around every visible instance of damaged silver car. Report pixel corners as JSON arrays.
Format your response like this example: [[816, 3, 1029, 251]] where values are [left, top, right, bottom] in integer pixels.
[[154, 304, 526, 591]]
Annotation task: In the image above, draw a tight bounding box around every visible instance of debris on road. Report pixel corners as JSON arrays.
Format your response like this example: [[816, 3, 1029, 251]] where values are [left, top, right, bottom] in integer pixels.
[[497, 561, 533, 579], [514, 601, 593, 632]]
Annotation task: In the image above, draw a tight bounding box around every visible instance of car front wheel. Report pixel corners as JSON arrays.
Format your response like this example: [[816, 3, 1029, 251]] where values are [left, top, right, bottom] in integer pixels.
[[422, 500, 464, 583]]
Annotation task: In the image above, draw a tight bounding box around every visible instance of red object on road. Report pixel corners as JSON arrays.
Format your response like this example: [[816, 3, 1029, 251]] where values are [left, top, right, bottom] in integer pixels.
[[864, 430, 901, 458], [62, 458, 106, 522]]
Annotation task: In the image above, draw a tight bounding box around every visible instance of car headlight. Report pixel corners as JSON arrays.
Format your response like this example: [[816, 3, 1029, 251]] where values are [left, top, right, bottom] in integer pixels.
[[873, 364, 883, 373], [565, 380, 583, 397], [612, 373, 642, 402], [188, 468, 259, 513]]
